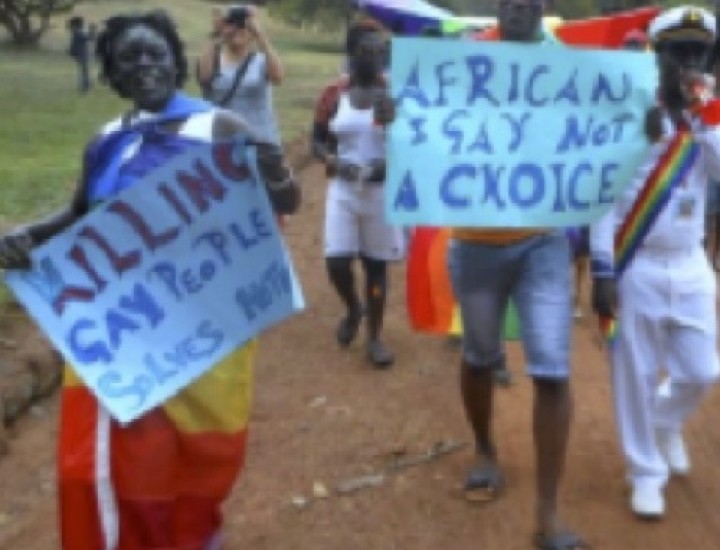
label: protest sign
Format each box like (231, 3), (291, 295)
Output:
(5, 139), (304, 424)
(388, 38), (657, 226)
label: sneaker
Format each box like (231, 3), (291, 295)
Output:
(656, 428), (691, 475)
(630, 485), (665, 519)
(573, 306), (584, 320)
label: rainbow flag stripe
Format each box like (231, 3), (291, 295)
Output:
(614, 131), (699, 276)
(601, 131), (699, 344)
(600, 316), (618, 346)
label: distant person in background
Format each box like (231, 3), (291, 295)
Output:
(67, 16), (94, 93)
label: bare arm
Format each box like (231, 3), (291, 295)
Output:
(196, 41), (219, 95)
(247, 15), (283, 85)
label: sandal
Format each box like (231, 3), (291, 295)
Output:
(336, 308), (364, 347)
(533, 531), (590, 550)
(463, 461), (503, 503)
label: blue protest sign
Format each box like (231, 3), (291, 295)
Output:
(388, 38), (657, 226)
(5, 140), (304, 424)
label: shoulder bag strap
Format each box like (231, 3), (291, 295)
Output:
(215, 51), (256, 108)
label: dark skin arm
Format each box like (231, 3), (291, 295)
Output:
(0, 139), (92, 269)
(213, 110), (300, 215)
(311, 120), (338, 177)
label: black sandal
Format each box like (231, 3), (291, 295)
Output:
(533, 531), (590, 550)
(463, 461), (504, 503)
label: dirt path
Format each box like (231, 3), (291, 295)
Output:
(1, 159), (720, 549)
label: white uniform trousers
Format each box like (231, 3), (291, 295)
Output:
(612, 245), (719, 491)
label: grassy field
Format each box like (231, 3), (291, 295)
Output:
(0, 0), (342, 226)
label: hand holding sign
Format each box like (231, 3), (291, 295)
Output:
(5, 139), (304, 424)
(0, 229), (34, 270)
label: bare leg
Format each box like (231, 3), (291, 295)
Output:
(461, 360), (503, 499)
(362, 256), (393, 367)
(461, 360), (496, 455)
(326, 256), (363, 345)
(533, 377), (573, 537)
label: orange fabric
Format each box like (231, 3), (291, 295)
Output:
(554, 7), (661, 48)
(406, 227), (455, 334)
(426, 228), (455, 332)
(451, 227), (547, 244)
(58, 343), (255, 550)
(59, 385), (104, 550)
(696, 100), (720, 126)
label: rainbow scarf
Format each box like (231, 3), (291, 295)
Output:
(601, 131), (699, 344)
(614, 131), (699, 276)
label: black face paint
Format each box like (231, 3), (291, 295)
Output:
(351, 33), (387, 85)
(657, 40), (712, 110)
(112, 24), (177, 112)
(498, 0), (544, 42)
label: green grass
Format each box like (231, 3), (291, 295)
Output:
(0, 0), (342, 227)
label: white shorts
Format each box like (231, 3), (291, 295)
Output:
(324, 179), (405, 261)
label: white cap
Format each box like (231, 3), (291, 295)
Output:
(648, 5), (716, 46)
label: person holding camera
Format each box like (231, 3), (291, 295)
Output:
(196, 4), (283, 148)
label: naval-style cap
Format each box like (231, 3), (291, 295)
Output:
(648, 5), (716, 45)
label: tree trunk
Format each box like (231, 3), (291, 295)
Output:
(0, 0), (75, 47)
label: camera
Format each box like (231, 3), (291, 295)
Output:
(224, 5), (249, 28)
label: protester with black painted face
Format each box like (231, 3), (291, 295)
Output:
(312, 28), (404, 368)
(0, 10), (298, 549)
(591, 5), (720, 522)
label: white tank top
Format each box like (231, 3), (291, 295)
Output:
(329, 93), (385, 168)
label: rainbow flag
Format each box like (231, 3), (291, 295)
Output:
(58, 343), (255, 549)
(599, 132), (699, 343)
(355, 0), (660, 42)
(406, 227), (520, 339)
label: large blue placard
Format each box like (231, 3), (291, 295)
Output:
(387, 38), (657, 227)
(5, 139), (304, 423)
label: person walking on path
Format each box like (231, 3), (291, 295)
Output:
(591, 5), (720, 520)
(312, 27), (403, 368)
(0, 10), (298, 548)
(447, 1), (587, 548)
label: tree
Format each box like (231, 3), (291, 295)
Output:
(0, 0), (77, 47)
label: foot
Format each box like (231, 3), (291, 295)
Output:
(464, 458), (503, 503)
(336, 307), (364, 347)
(630, 484), (665, 519)
(366, 339), (394, 369)
(656, 428), (690, 475)
(533, 530), (589, 550)
(493, 367), (512, 387)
